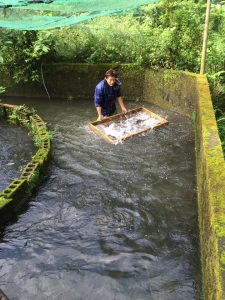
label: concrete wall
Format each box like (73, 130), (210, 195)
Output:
(0, 63), (144, 101)
(143, 68), (225, 299)
(1, 64), (225, 299)
(1, 64), (196, 115)
(144, 68), (198, 116)
(195, 75), (225, 300)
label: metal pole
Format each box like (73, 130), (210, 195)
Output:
(200, 0), (211, 74)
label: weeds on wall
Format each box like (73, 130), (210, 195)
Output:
(208, 71), (225, 155)
(27, 170), (40, 192)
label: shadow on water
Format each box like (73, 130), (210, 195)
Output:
(0, 98), (202, 300)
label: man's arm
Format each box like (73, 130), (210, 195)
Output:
(96, 106), (103, 121)
(94, 86), (104, 121)
(117, 96), (127, 114)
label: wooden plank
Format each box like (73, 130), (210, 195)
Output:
(0, 103), (17, 109)
(88, 123), (115, 144)
(89, 107), (169, 143)
(142, 107), (168, 123)
(91, 107), (143, 126)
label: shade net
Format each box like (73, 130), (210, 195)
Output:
(0, 0), (160, 30)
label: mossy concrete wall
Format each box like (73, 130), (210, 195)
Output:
(1, 64), (225, 298)
(195, 75), (225, 300)
(144, 69), (198, 116)
(0, 63), (144, 102)
(1, 64), (196, 116)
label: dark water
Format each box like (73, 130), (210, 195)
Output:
(0, 119), (36, 191)
(0, 99), (200, 300)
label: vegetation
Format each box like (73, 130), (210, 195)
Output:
(0, 0), (224, 150)
(0, 86), (5, 94)
(0, 31), (55, 83)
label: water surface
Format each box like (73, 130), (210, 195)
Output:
(0, 99), (200, 300)
(97, 111), (161, 141)
(0, 119), (35, 191)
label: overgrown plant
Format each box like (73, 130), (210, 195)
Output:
(27, 170), (40, 192)
(0, 30), (56, 84)
(0, 86), (5, 94)
(208, 71), (225, 153)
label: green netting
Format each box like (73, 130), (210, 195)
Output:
(0, 0), (160, 30)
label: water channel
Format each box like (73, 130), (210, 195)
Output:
(0, 99), (201, 300)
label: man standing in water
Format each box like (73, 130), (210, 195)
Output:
(94, 69), (127, 121)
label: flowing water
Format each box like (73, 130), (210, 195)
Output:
(0, 119), (35, 191)
(0, 99), (201, 300)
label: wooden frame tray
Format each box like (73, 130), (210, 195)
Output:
(89, 107), (169, 143)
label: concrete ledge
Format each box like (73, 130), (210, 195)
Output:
(0, 103), (51, 223)
(195, 75), (225, 299)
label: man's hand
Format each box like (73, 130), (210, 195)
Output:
(117, 96), (127, 115)
(121, 107), (127, 114)
(96, 107), (103, 121)
(97, 115), (103, 121)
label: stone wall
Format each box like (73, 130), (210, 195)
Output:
(0, 64), (196, 115)
(144, 68), (198, 116)
(195, 75), (225, 300)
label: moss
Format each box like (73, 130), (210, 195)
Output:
(0, 179), (27, 199)
(27, 170), (40, 192)
(195, 75), (225, 299)
(144, 68), (198, 116)
(221, 251), (225, 266)
(0, 196), (12, 209)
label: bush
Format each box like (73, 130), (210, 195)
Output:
(0, 30), (56, 83)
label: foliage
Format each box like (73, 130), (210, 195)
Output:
(0, 30), (56, 83)
(205, 4), (225, 153)
(0, 86), (5, 94)
(27, 170), (40, 192)
(50, 0), (205, 72)
(0, 0), (223, 76)
(208, 71), (225, 151)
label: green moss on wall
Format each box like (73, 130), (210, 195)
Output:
(0, 196), (12, 209)
(0, 64), (196, 116)
(144, 68), (197, 116)
(195, 75), (225, 299)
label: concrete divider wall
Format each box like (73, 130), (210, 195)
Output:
(1, 64), (225, 299)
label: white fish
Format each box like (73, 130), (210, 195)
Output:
(98, 112), (160, 140)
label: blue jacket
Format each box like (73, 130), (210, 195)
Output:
(94, 79), (122, 116)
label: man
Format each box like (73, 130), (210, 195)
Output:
(94, 69), (127, 121)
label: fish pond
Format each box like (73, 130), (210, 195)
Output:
(0, 99), (201, 300)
